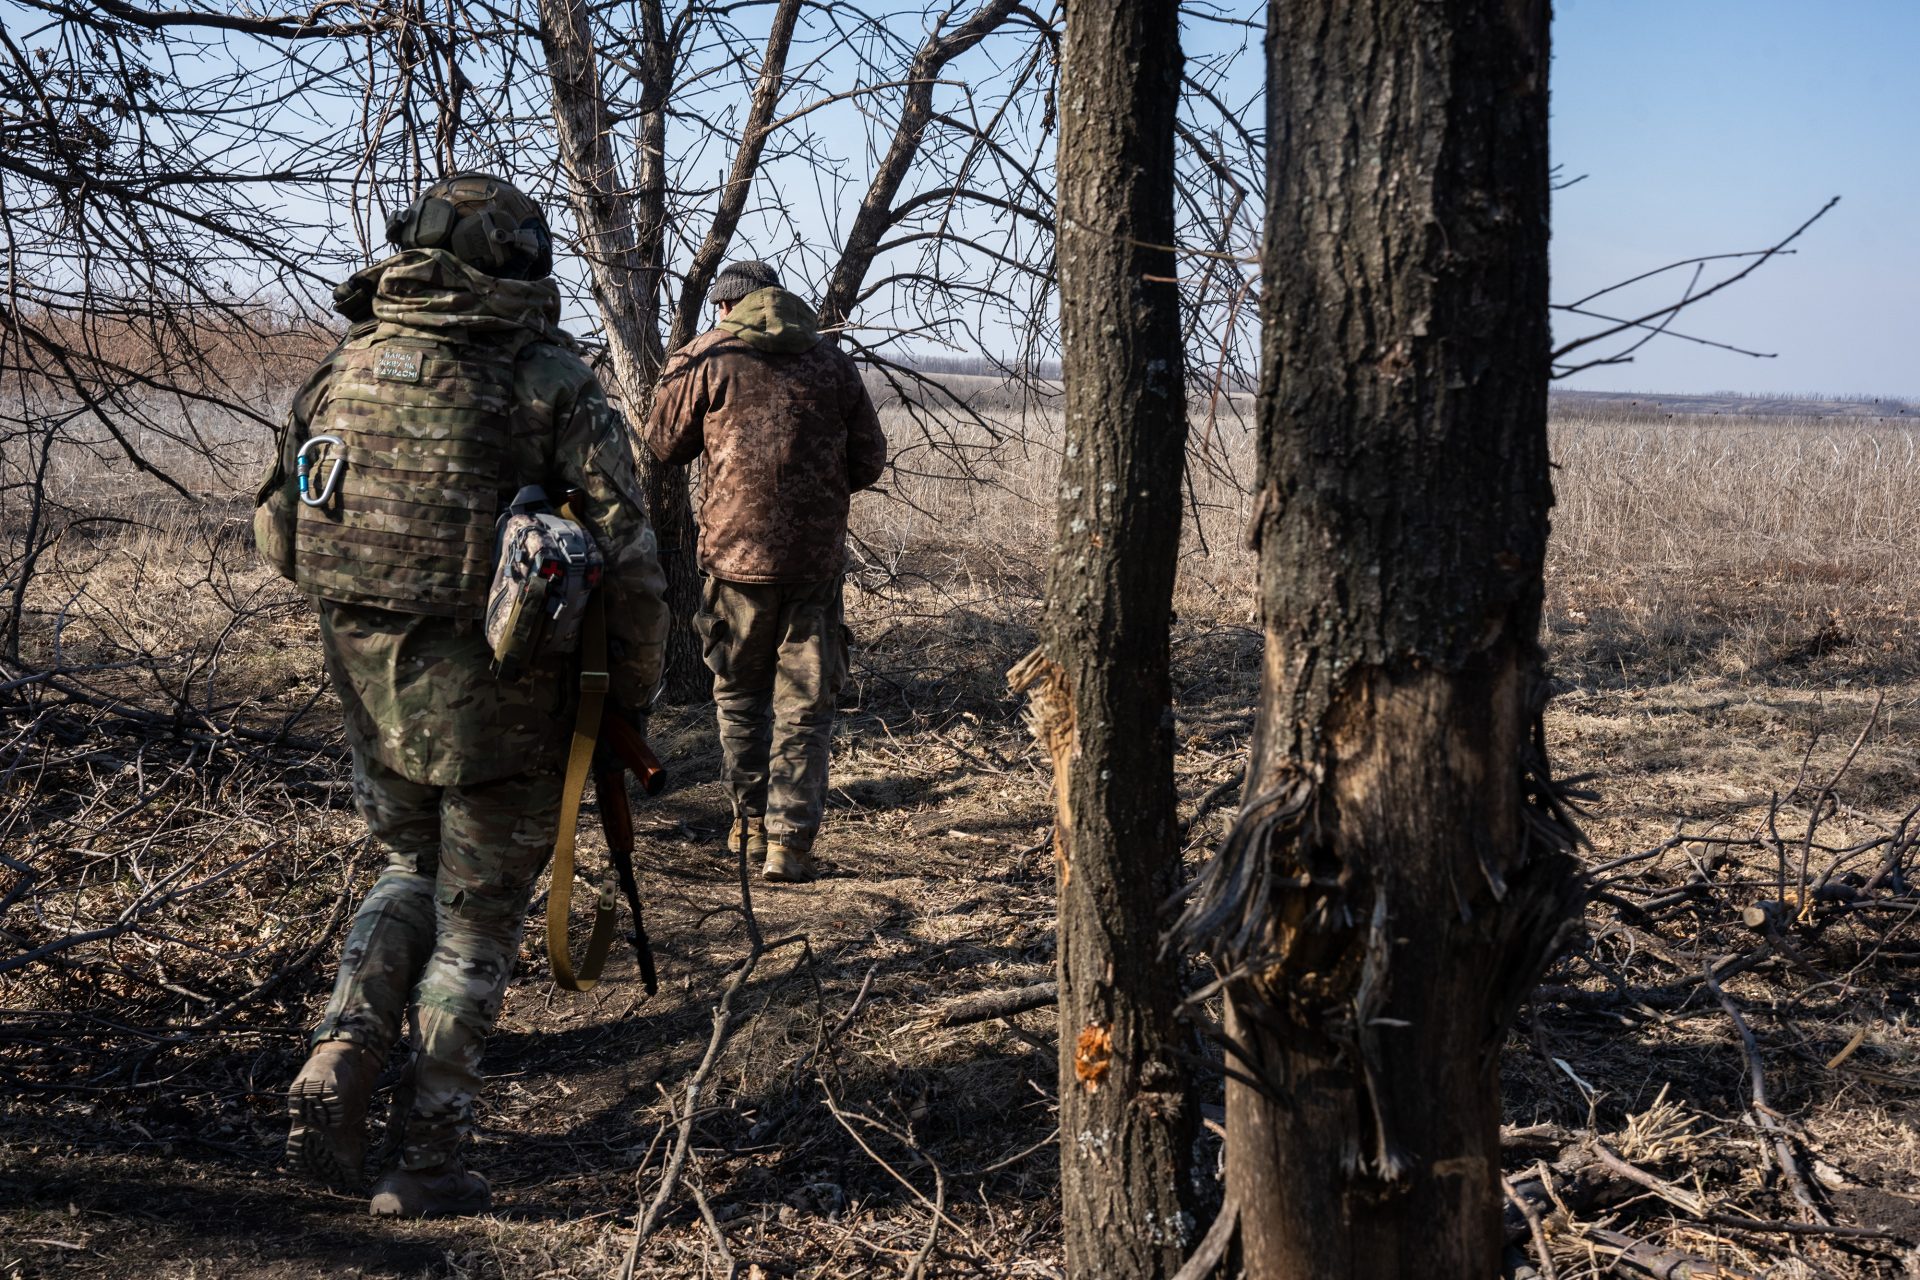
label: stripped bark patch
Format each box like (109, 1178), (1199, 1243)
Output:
(1008, 645), (1076, 883)
(1073, 1022), (1113, 1092)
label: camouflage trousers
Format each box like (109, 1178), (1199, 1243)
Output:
(696, 574), (849, 850)
(311, 751), (560, 1169)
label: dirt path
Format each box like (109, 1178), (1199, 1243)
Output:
(1, 695), (1072, 1279)
(5, 619), (1919, 1277)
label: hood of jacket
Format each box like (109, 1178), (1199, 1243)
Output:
(716, 286), (821, 354)
(332, 249), (567, 343)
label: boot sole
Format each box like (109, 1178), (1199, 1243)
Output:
(286, 1076), (365, 1191)
(369, 1183), (492, 1218)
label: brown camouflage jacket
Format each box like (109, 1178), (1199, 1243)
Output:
(644, 287), (886, 584)
(254, 250), (670, 787)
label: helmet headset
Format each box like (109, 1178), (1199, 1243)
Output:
(385, 172), (554, 281)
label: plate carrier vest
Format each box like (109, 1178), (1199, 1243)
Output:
(294, 331), (528, 619)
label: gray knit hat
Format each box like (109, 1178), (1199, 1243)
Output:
(711, 258), (780, 304)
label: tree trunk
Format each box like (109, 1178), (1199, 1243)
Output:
(620, 4), (708, 701)
(536, 0), (666, 398)
(641, 464), (704, 701)
(643, 0), (802, 700)
(539, 0), (717, 701)
(1015, 1), (1195, 1275)
(1174, 2), (1582, 1275)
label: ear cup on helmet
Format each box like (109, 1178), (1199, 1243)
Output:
(518, 218), (553, 280)
(449, 211), (509, 272)
(411, 197), (456, 249)
(384, 204), (414, 247)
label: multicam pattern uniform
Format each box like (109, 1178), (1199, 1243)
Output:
(645, 287), (884, 849)
(257, 248), (669, 1168)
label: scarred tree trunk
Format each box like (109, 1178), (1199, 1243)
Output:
(1175, 2), (1582, 1275)
(1014, 1), (1194, 1276)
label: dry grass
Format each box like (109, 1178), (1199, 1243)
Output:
(1549, 414), (1920, 687)
(3, 398), (1918, 1277)
(852, 399), (1260, 634)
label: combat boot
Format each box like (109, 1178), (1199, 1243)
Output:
(762, 839), (816, 884)
(727, 815), (767, 866)
(286, 1039), (383, 1190)
(368, 1158), (492, 1218)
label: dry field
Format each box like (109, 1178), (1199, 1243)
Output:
(1, 395), (1917, 1278)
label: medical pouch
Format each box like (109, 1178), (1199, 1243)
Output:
(486, 488), (604, 680)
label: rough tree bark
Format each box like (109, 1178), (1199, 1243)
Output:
(1012, 1), (1195, 1276)
(537, 0), (669, 398)
(540, 0), (801, 701)
(1174, 2), (1583, 1275)
(538, 0), (692, 696)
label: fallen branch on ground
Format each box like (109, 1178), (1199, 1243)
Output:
(1704, 961), (1829, 1225)
(928, 980), (1057, 1028)
(619, 846), (811, 1279)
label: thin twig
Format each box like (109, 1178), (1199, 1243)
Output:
(621, 844), (799, 1278)
(1502, 1174), (1560, 1280)
(1586, 1136), (1706, 1217)
(1704, 962), (1829, 1224)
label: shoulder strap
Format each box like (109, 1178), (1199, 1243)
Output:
(545, 587), (617, 991)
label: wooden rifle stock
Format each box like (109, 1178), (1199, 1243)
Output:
(595, 761), (635, 851)
(592, 710), (665, 995)
(602, 710), (667, 796)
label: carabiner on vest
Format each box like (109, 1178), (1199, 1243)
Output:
(297, 435), (346, 508)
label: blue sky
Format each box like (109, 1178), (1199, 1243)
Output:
(16, 0), (1901, 397)
(1551, 0), (1920, 397)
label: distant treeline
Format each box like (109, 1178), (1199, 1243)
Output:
(891, 351), (1064, 380)
(1550, 388), (1918, 421)
(886, 362), (1920, 424)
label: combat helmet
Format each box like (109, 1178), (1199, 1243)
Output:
(385, 172), (554, 280)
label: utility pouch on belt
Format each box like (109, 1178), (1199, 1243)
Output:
(485, 485), (604, 680)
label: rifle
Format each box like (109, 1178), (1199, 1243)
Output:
(542, 484), (669, 994)
(594, 709), (667, 995)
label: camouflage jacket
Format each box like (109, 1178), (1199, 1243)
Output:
(255, 249), (670, 787)
(644, 287), (886, 584)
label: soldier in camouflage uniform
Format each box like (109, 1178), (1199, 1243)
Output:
(645, 260), (886, 883)
(255, 174), (669, 1217)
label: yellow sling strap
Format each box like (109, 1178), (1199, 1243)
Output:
(546, 588), (618, 992)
